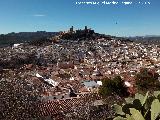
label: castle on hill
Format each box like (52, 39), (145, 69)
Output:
(69, 26), (95, 34)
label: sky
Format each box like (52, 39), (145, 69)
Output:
(0, 0), (160, 36)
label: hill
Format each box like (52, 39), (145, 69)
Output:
(0, 31), (58, 47)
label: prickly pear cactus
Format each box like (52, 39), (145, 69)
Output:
(135, 91), (149, 106)
(113, 116), (127, 120)
(113, 104), (125, 115)
(151, 99), (160, 120)
(153, 91), (160, 98)
(113, 91), (160, 120)
(129, 108), (145, 120)
(125, 97), (134, 104)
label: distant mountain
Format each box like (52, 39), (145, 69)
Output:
(144, 35), (160, 37)
(0, 31), (58, 47)
(127, 35), (160, 44)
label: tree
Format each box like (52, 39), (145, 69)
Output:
(99, 76), (129, 97)
(136, 68), (160, 90)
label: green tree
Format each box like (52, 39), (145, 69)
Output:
(99, 76), (128, 97)
(136, 68), (160, 90)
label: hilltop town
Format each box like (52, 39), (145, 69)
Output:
(0, 27), (160, 119)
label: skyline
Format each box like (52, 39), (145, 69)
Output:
(0, 0), (160, 37)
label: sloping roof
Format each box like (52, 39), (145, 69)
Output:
(37, 93), (102, 117)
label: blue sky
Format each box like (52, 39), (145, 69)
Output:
(0, 0), (159, 36)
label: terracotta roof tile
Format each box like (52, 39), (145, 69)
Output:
(37, 93), (102, 117)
